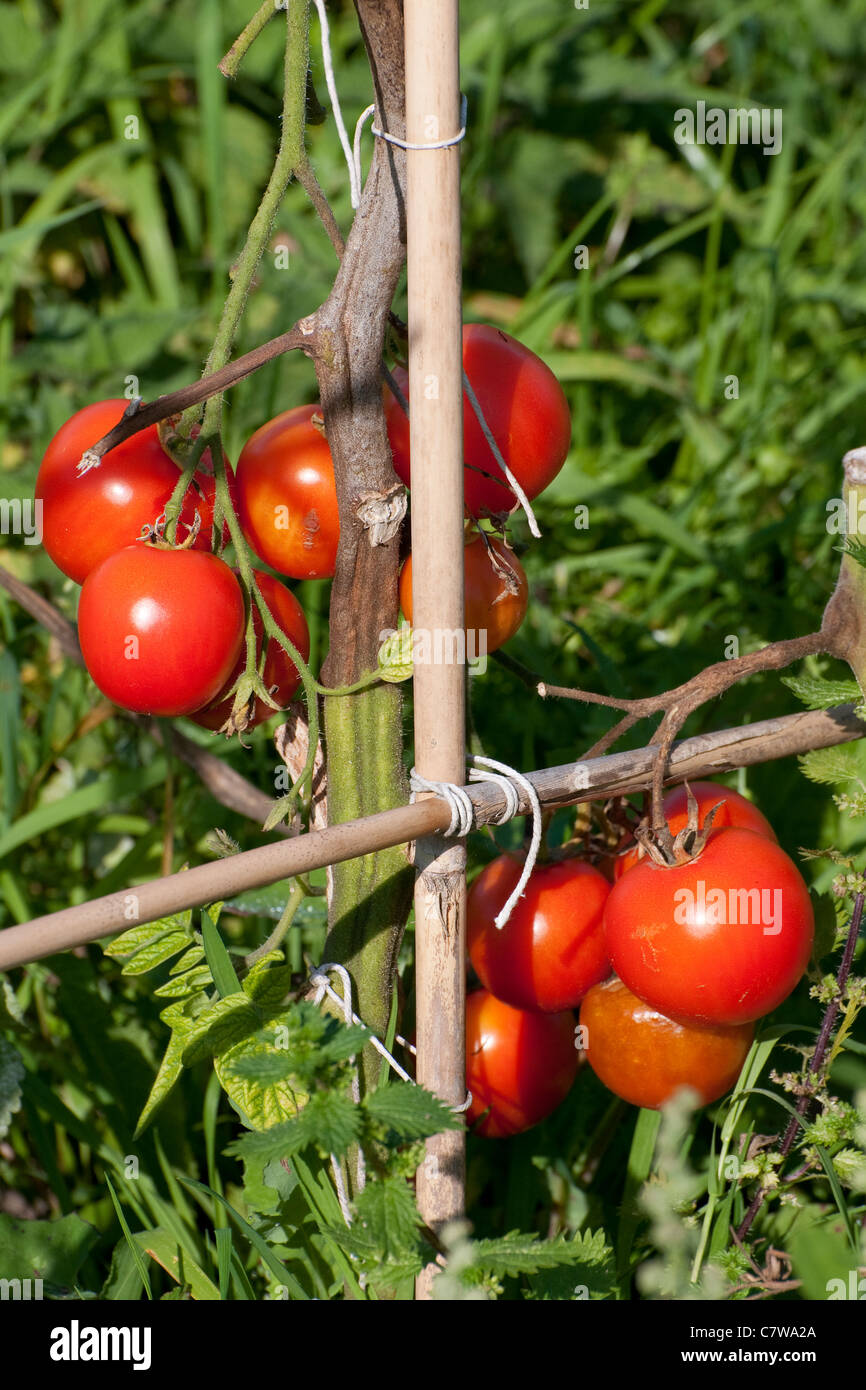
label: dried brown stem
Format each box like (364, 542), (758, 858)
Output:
(78, 324), (318, 466)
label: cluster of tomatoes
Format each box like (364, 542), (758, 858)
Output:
(35, 324), (569, 726)
(464, 782), (814, 1137)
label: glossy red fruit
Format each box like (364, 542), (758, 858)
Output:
(385, 324), (571, 518)
(466, 989), (579, 1138)
(468, 855), (611, 1012)
(35, 399), (233, 583)
(579, 976), (754, 1110)
(236, 404), (339, 580)
(78, 546), (245, 717)
(192, 571), (310, 731)
(399, 534), (528, 656)
(604, 828), (814, 1026)
(613, 781), (777, 879)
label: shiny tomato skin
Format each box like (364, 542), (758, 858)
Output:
(604, 828), (814, 1026)
(236, 405), (339, 580)
(466, 989), (579, 1138)
(613, 781), (777, 879)
(579, 976), (754, 1109)
(78, 546), (245, 716)
(36, 400), (232, 583)
(192, 571), (310, 731)
(468, 855), (611, 1012)
(399, 534), (528, 655)
(385, 324), (571, 518)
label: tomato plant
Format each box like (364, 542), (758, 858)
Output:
(77, 545), (245, 717)
(604, 827), (814, 1025)
(192, 570), (310, 731)
(399, 533), (528, 655)
(468, 854), (610, 1011)
(613, 780), (777, 878)
(465, 988), (579, 1138)
(235, 404), (340, 580)
(579, 975), (754, 1109)
(385, 323), (571, 519)
(35, 399), (232, 583)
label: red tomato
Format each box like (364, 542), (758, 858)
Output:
(604, 828), (814, 1026)
(192, 571), (310, 731)
(468, 855), (611, 1012)
(35, 399), (234, 583)
(579, 976), (754, 1110)
(399, 534), (528, 657)
(78, 546), (245, 717)
(466, 989), (579, 1138)
(236, 405), (339, 580)
(613, 781), (777, 879)
(385, 324), (571, 519)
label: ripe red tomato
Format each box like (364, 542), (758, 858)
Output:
(604, 828), (814, 1026)
(466, 989), (579, 1138)
(468, 855), (611, 1012)
(613, 781), (777, 879)
(399, 534), (528, 656)
(236, 405), (339, 580)
(36, 399), (234, 583)
(385, 324), (571, 519)
(192, 571), (310, 731)
(579, 976), (754, 1110)
(78, 546), (245, 717)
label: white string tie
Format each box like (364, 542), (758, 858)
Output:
(352, 96), (468, 208)
(312, 0), (362, 208)
(410, 756), (543, 930)
(462, 372), (541, 538)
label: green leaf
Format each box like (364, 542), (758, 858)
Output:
(378, 626), (414, 683)
(104, 911), (193, 963)
(781, 674), (861, 710)
(118, 930), (193, 976)
(105, 1173), (152, 1300)
(527, 1229), (617, 1300)
(789, 1205), (862, 1300)
(0, 1211), (99, 1285)
(180, 993), (260, 1068)
(471, 1228), (614, 1280)
(227, 1090), (361, 1161)
(0, 1038), (25, 1139)
(363, 1083), (462, 1141)
(134, 1030), (187, 1138)
(133, 1228), (220, 1301)
(0, 977), (25, 1031)
(799, 742), (866, 787)
(215, 1019), (318, 1131)
(177, 1176), (309, 1300)
(201, 903), (241, 998)
(242, 952), (294, 1011)
(353, 1177), (423, 1260)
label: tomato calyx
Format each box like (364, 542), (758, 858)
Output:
(138, 509), (203, 550)
(632, 783), (725, 867)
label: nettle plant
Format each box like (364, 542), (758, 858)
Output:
(3, 0), (866, 1303)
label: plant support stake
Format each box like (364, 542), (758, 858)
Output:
(403, 0), (466, 1297)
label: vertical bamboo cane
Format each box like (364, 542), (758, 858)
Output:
(404, 0), (466, 1298)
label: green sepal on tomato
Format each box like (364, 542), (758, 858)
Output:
(612, 780), (777, 879)
(35, 399), (235, 584)
(191, 570), (310, 732)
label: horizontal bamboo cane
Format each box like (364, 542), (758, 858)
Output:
(0, 703), (860, 972)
